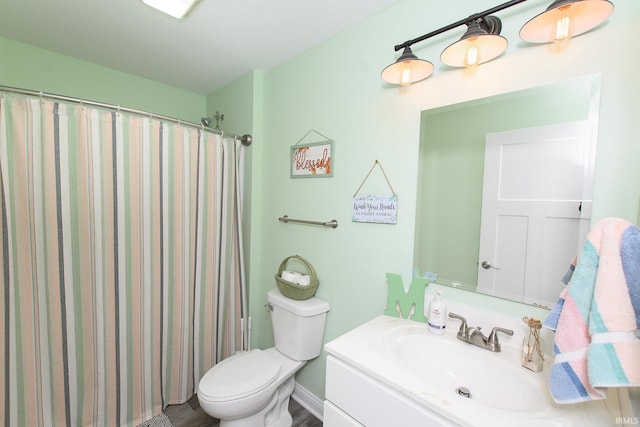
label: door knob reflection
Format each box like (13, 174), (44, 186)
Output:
(481, 261), (500, 270)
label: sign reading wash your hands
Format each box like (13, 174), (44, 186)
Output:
(352, 194), (398, 224)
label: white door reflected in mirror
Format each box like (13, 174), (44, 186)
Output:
(477, 120), (596, 307)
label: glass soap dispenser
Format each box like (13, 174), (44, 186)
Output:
(521, 317), (544, 372)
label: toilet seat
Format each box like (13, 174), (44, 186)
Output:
(199, 349), (282, 401)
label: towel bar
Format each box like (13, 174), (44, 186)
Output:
(278, 215), (338, 229)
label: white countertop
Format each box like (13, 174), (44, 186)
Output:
(325, 314), (616, 427)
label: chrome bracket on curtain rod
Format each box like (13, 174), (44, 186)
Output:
(201, 111), (224, 130)
(0, 85), (253, 146)
(278, 215), (338, 229)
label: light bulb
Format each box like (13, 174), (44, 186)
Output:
(400, 65), (413, 87)
(552, 5), (575, 42)
(464, 42), (480, 67)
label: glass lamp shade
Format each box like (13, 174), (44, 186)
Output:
(520, 0), (614, 43)
(381, 47), (434, 86)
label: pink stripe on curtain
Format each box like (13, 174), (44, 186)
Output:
(0, 92), (247, 427)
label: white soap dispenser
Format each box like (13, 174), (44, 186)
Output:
(428, 291), (447, 335)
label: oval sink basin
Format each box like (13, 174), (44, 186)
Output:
(383, 325), (548, 413)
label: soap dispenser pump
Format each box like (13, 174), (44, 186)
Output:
(428, 291), (447, 335)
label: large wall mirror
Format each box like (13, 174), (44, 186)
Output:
(413, 74), (602, 308)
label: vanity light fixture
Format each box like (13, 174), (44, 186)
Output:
(382, 0), (614, 86)
(141, 0), (202, 19)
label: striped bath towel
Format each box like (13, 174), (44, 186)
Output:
(542, 258), (576, 331)
(544, 218), (640, 404)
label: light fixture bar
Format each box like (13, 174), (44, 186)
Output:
(393, 0), (528, 52)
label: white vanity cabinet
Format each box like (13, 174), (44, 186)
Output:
(324, 355), (459, 427)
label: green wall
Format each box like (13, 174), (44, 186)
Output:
(205, 71), (260, 137)
(206, 71), (265, 293)
(3, 0), (639, 407)
(0, 37), (206, 123)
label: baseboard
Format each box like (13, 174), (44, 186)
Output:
(292, 382), (324, 421)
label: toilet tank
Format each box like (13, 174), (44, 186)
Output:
(267, 288), (330, 361)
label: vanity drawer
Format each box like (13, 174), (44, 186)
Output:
(325, 355), (459, 427)
(323, 401), (363, 427)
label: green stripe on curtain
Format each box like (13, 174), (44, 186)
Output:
(0, 92), (247, 427)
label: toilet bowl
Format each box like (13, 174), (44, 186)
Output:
(197, 348), (303, 426)
(197, 288), (330, 427)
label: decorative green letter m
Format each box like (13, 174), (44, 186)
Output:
(383, 273), (428, 323)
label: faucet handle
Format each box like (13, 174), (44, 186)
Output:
(448, 312), (468, 335)
(487, 327), (514, 352)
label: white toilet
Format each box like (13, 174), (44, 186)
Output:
(197, 288), (330, 427)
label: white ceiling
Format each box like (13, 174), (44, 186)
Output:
(0, 0), (401, 95)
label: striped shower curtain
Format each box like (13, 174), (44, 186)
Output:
(0, 92), (247, 426)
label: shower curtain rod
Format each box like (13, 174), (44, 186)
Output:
(0, 85), (253, 146)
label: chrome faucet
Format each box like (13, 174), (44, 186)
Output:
(448, 312), (513, 352)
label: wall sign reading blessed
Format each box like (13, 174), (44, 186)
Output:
(290, 141), (333, 178)
(352, 194), (398, 224)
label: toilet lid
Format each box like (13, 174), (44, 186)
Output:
(199, 350), (282, 401)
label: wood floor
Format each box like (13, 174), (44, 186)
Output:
(165, 394), (322, 427)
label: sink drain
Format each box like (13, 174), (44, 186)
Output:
(455, 386), (471, 398)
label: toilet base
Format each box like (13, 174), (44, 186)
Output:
(219, 376), (296, 427)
